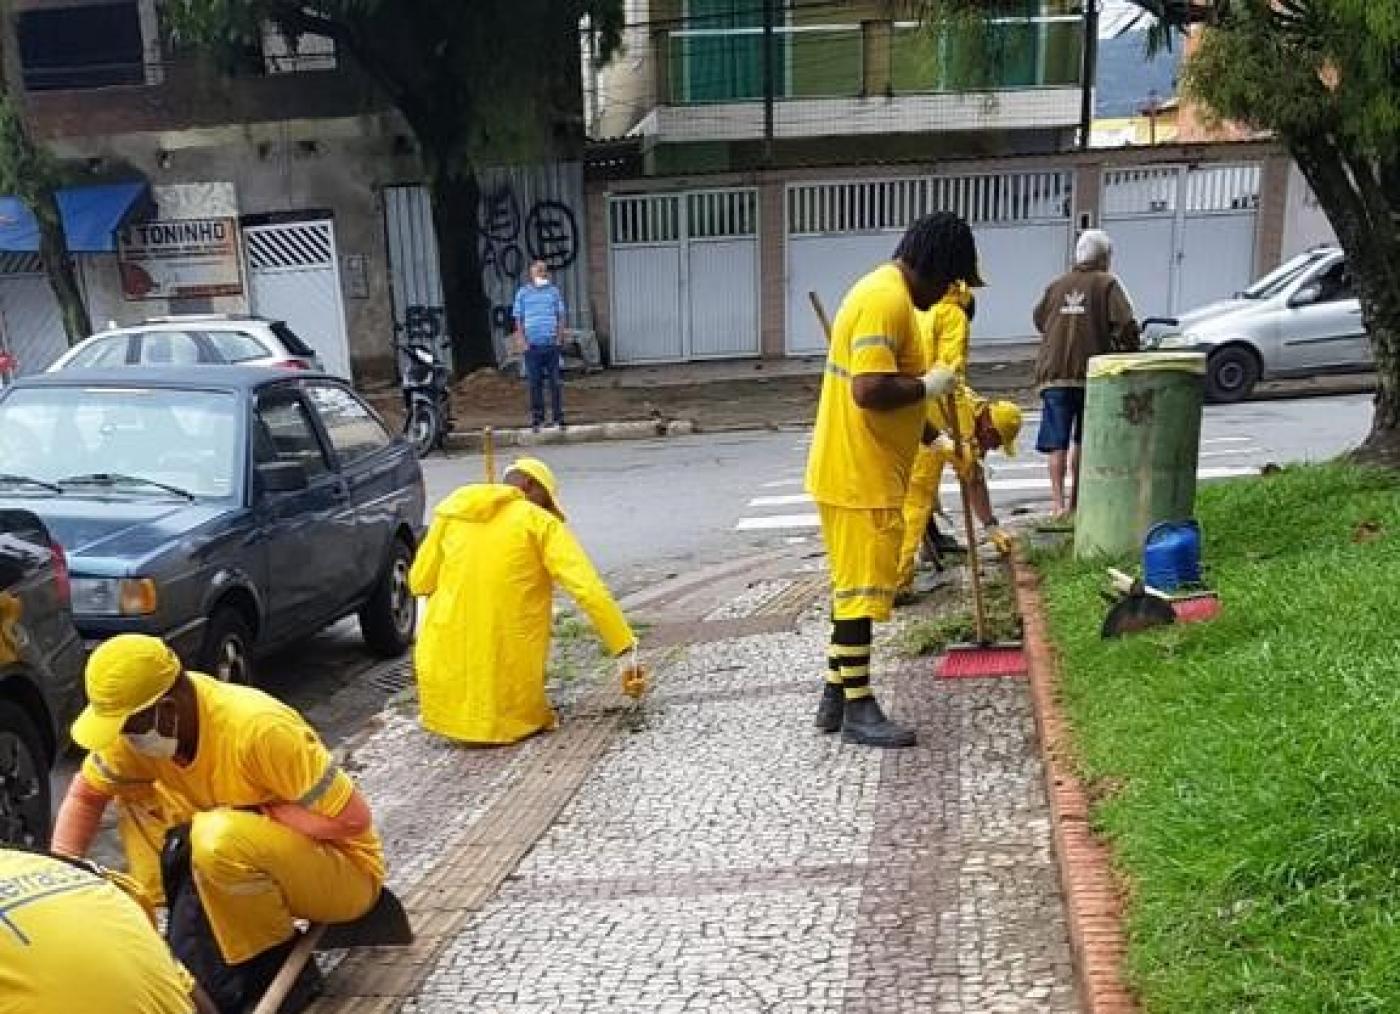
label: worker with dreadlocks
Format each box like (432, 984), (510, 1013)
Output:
(806, 212), (978, 748)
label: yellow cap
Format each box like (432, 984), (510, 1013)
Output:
(71, 635), (181, 752)
(506, 457), (565, 518)
(987, 400), (1022, 457)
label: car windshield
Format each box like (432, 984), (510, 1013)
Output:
(0, 386), (239, 500)
(1242, 250), (1331, 299)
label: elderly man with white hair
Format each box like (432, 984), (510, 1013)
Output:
(1031, 229), (1141, 519)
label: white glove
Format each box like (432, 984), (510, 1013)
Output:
(922, 366), (957, 399)
(931, 434), (956, 455)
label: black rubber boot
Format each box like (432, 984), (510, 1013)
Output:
(813, 683), (845, 733)
(926, 526), (963, 556)
(841, 696), (917, 749)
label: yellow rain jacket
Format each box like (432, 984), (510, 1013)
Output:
(409, 484), (635, 745)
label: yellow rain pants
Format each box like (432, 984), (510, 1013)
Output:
(818, 503), (904, 623)
(410, 484), (634, 745)
(896, 386), (985, 594)
(188, 809), (380, 965)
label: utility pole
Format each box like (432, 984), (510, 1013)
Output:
(761, 0), (775, 164)
(1078, 0), (1099, 150)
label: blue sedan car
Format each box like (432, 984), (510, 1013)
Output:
(0, 367), (425, 682)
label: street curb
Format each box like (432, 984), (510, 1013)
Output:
(1012, 559), (1140, 1014)
(446, 418), (697, 451)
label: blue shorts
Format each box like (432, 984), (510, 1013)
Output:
(1036, 387), (1086, 453)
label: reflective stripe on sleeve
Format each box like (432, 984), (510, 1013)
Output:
(296, 764), (342, 808)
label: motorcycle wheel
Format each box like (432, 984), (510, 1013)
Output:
(407, 400), (441, 458)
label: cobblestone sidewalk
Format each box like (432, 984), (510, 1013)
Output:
(312, 565), (1077, 1014)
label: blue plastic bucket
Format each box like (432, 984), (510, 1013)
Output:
(1143, 520), (1202, 592)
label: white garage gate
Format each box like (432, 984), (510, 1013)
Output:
(1101, 163), (1260, 320)
(786, 170), (1075, 355)
(0, 255), (70, 377)
(245, 219), (353, 379)
(608, 188), (760, 365)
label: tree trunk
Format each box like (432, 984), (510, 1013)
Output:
(32, 187), (91, 344)
(1291, 139), (1400, 465)
(424, 159), (494, 375)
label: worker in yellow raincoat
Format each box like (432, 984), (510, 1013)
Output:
(895, 283), (974, 596)
(0, 847), (216, 1014)
(50, 634), (383, 1008)
(409, 457), (636, 745)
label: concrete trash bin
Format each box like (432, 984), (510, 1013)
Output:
(1074, 352), (1207, 560)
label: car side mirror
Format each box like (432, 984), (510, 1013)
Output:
(257, 460), (308, 494)
(1289, 283), (1322, 308)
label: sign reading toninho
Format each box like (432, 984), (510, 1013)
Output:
(119, 218), (244, 300)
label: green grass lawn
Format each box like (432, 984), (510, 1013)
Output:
(1037, 465), (1400, 1012)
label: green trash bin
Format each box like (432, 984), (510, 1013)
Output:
(1074, 352), (1207, 560)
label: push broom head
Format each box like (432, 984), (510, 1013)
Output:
(935, 642), (1027, 680)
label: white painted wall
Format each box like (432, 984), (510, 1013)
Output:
(1281, 163), (1337, 259)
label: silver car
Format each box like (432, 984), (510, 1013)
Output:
(49, 315), (323, 373)
(1144, 246), (1370, 402)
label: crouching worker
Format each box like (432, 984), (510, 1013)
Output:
(410, 457), (636, 746)
(0, 847), (217, 1014)
(897, 386), (1022, 598)
(51, 634), (384, 1013)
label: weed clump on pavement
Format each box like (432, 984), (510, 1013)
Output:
(1038, 464), (1400, 1012)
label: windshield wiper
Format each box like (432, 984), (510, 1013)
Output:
(0, 472), (63, 494)
(58, 472), (195, 501)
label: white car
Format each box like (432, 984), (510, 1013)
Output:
(49, 315), (323, 373)
(1143, 246), (1370, 403)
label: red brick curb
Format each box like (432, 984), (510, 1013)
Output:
(1012, 559), (1140, 1014)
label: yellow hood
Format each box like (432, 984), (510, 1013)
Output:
(432, 484), (527, 523)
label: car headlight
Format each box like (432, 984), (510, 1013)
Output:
(70, 578), (159, 617)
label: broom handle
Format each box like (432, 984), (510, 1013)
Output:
(808, 292), (833, 345)
(251, 924), (327, 1014)
(944, 392), (988, 643)
(483, 427), (497, 483)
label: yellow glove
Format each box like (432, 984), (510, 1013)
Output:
(932, 434), (978, 474)
(619, 646), (649, 699)
(987, 526), (1015, 558)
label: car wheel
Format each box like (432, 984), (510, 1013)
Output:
(407, 401), (440, 458)
(1205, 346), (1261, 404)
(0, 699), (52, 848)
(360, 539), (416, 658)
(198, 607), (256, 684)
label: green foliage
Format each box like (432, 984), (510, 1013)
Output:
(1038, 465), (1400, 1010)
(1184, 0), (1400, 158)
(0, 92), (58, 200)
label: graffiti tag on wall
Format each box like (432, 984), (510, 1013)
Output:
(478, 179), (583, 339)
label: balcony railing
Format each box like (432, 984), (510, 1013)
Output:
(661, 15), (1082, 106)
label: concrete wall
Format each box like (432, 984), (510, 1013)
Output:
(1281, 161), (1338, 258)
(49, 113), (419, 382)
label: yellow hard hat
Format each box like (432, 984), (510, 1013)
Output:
(987, 400), (1022, 457)
(72, 634), (182, 752)
(506, 457), (565, 518)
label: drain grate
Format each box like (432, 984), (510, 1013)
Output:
(368, 659), (414, 694)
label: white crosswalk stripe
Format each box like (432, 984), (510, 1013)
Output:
(736, 430), (1271, 533)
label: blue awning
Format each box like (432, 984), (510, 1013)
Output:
(0, 181), (150, 254)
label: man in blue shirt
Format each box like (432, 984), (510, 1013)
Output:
(512, 260), (568, 431)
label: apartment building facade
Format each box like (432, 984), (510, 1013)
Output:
(589, 0), (1087, 174)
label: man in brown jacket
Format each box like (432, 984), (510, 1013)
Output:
(1032, 230), (1140, 517)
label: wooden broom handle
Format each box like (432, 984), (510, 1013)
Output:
(944, 392), (988, 644)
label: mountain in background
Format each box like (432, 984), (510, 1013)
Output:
(1096, 30), (1183, 117)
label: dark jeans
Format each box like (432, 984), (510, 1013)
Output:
(524, 345), (564, 426)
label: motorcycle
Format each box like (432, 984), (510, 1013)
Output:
(395, 319), (453, 458)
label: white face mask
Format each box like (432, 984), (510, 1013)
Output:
(125, 704), (179, 760)
(533, 276), (549, 288)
